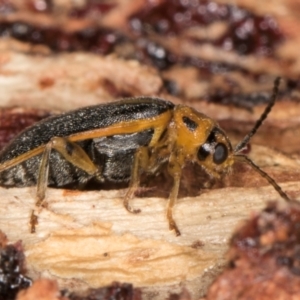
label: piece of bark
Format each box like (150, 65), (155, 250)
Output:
(1, 0), (300, 299)
(0, 143), (300, 299)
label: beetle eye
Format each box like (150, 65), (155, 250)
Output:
(197, 144), (210, 161)
(213, 143), (228, 164)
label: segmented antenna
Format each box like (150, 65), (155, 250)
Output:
(234, 154), (291, 202)
(234, 77), (281, 153)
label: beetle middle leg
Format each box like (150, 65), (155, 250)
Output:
(31, 136), (101, 233)
(123, 146), (150, 214)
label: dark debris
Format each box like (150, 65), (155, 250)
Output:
(66, 282), (141, 300)
(0, 242), (32, 300)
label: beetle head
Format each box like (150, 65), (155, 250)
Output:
(172, 105), (234, 178)
(171, 78), (290, 202)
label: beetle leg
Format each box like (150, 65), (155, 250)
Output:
(167, 174), (181, 236)
(166, 152), (183, 236)
(31, 142), (53, 232)
(36, 136), (100, 201)
(36, 141), (52, 205)
(124, 146), (149, 214)
(31, 136), (100, 233)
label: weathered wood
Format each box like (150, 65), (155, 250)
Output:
(0, 146), (299, 299)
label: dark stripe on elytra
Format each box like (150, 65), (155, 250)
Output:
(182, 116), (198, 131)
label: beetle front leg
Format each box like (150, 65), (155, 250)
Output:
(124, 147), (149, 214)
(31, 136), (101, 233)
(167, 175), (181, 236)
(166, 152), (183, 236)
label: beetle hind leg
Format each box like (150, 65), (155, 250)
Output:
(31, 136), (101, 233)
(123, 192), (141, 214)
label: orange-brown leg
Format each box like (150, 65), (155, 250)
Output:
(166, 152), (183, 236)
(166, 173), (181, 236)
(123, 147), (150, 214)
(31, 136), (101, 233)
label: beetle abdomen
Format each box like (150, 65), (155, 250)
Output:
(91, 129), (154, 182)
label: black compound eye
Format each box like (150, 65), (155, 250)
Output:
(213, 143), (228, 164)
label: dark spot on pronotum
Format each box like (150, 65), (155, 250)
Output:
(182, 116), (198, 131)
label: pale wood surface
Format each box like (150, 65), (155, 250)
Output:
(0, 161), (299, 299)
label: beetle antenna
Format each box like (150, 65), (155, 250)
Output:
(234, 77), (281, 153)
(234, 154), (291, 202)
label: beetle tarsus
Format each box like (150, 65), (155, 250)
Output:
(30, 211), (38, 234)
(123, 196), (141, 214)
(168, 218), (181, 236)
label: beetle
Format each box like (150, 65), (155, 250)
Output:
(0, 77), (290, 235)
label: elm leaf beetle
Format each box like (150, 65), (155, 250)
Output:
(0, 77), (290, 235)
